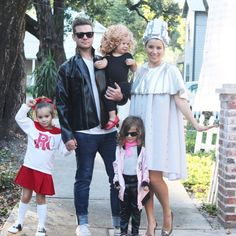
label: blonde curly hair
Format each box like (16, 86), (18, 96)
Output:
(100, 24), (136, 55)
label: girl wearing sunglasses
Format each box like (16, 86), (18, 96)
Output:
(113, 116), (150, 236)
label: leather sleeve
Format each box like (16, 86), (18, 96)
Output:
(56, 62), (74, 144)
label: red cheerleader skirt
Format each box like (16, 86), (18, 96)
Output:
(15, 166), (55, 196)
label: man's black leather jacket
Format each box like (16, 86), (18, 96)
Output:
(56, 49), (127, 143)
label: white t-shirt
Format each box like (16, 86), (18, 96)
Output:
(78, 58), (116, 134)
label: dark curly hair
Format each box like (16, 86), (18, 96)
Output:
(117, 116), (145, 147)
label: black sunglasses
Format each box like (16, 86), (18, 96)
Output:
(125, 132), (138, 137)
(75, 32), (94, 39)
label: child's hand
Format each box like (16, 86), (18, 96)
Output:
(125, 58), (135, 66)
(65, 139), (77, 151)
(114, 181), (120, 190)
(94, 58), (108, 69)
(27, 99), (36, 108)
(143, 186), (149, 191)
(141, 181), (149, 191)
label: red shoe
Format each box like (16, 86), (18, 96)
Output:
(105, 116), (120, 130)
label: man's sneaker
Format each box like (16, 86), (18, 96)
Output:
(113, 226), (120, 236)
(8, 223), (22, 233)
(35, 226), (46, 236)
(75, 224), (91, 236)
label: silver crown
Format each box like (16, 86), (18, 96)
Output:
(143, 18), (169, 45)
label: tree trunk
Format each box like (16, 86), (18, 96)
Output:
(34, 0), (66, 67)
(53, 0), (66, 67)
(0, 0), (29, 138)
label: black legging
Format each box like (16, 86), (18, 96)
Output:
(120, 175), (141, 236)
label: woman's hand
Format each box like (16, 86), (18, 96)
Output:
(105, 82), (123, 102)
(174, 94), (218, 132)
(194, 123), (218, 132)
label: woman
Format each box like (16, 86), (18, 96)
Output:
(129, 19), (213, 236)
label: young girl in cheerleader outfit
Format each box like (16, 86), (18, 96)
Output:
(113, 116), (149, 236)
(8, 97), (71, 236)
(95, 24), (137, 130)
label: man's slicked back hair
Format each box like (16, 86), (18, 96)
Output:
(72, 17), (94, 33)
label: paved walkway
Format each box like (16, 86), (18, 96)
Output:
(1, 152), (235, 236)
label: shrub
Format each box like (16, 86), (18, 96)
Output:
(32, 52), (57, 100)
(200, 203), (217, 216)
(0, 149), (18, 192)
(185, 129), (197, 153)
(182, 152), (215, 200)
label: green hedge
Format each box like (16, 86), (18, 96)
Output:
(183, 152), (215, 200)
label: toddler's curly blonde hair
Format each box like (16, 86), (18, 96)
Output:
(100, 24), (136, 55)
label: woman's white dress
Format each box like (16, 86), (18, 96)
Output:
(130, 62), (188, 180)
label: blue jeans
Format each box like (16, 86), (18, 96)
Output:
(73, 131), (120, 225)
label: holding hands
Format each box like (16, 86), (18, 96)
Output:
(65, 139), (77, 151)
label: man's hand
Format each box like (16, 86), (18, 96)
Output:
(65, 139), (77, 151)
(105, 83), (123, 101)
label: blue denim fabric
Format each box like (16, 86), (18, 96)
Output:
(73, 131), (120, 225)
(78, 215), (88, 225)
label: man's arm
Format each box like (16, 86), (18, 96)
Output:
(56, 64), (77, 150)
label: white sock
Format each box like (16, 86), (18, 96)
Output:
(37, 204), (47, 228)
(16, 201), (29, 225)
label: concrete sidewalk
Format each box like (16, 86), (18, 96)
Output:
(1, 152), (235, 236)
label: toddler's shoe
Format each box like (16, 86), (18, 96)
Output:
(35, 226), (46, 236)
(105, 116), (119, 130)
(8, 223), (22, 233)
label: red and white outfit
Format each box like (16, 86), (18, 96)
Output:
(15, 104), (67, 195)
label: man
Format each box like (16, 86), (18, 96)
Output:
(56, 17), (127, 236)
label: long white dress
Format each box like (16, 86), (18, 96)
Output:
(129, 62), (188, 180)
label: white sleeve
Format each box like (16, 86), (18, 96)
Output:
(15, 104), (34, 134)
(113, 147), (120, 183)
(167, 65), (188, 99)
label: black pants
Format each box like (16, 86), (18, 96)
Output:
(120, 175), (141, 236)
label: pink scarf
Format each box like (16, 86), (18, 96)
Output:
(124, 141), (138, 157)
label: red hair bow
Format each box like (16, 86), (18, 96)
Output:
(32, 97), (54, 110)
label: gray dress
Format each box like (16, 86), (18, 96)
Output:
(129, 62), (188, 180)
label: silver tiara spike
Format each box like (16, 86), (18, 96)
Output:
(143, 18), (169, 45)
